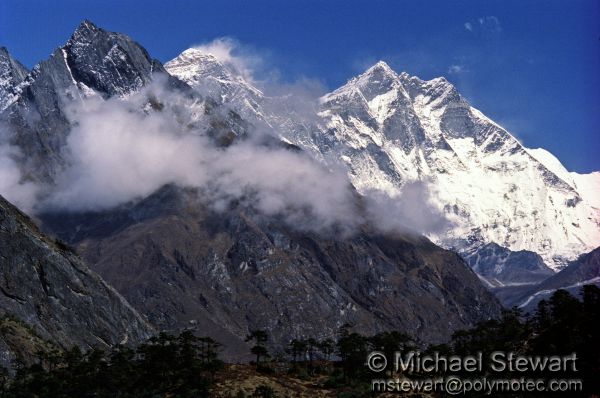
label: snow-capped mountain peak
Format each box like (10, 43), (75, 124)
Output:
(315, 63), (600, 269)
(165, 48), (235, 85)
(68, 19), (102, 45)
(165, 47), (263, 99)
(369, 60), (395, 73)
(164, 46), (268, 129)
(165, 55), (599, 270)
(323, 60), (404, 104)
(358, 60), (399, 87)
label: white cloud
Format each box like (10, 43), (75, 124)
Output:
(365, 182), (452, 235)
(464, 16), (502, 35)
(191, 37), (263, 83)
(448, 64), (466, 74)
(49, 95), (208, 210)
(480, 16), (502, 33)
(0, 142), (38, 212)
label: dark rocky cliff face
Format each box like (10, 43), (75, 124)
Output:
(42, 186), (503, 359)
(0, 195), (153, 369)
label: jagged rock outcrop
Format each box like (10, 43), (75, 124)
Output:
(0, 194), (153, 369)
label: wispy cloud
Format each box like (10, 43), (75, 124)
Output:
(191, 37), (263, 84)
(448, 64), (466, 75)
(479, 16), (502, 33)
(464, 16), (502, 36)
(188, 37), (326, 100)
(0, 137), (38, 212)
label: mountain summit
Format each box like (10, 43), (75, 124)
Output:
(63, 19), (161, 97)
(164, 47), (264, 122)
(314, 62), (599, 269)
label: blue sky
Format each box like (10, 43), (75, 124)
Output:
(1, 0), (598, 172)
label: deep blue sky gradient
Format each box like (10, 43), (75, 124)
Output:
(1, 0), (598, 172)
